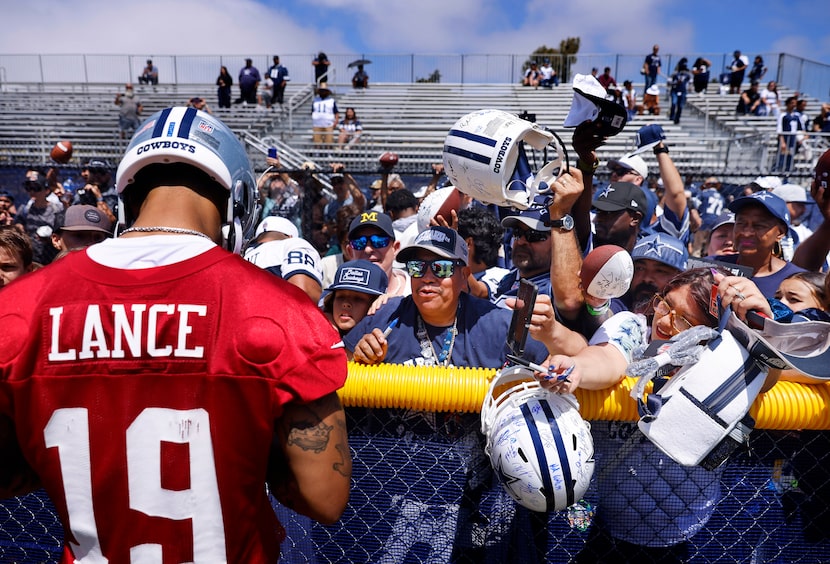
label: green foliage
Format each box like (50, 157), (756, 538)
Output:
(416, 69), (441, 83)
(522, 38), (581, 83)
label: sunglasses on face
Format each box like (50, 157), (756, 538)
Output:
(610, 167), (636, 176)
(406, 259), (464, 279)
(349, 234), (392, 251)
(513, 229), (549, 243)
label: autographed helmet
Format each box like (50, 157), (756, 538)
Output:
(115, 107), (259, 254)
(481, 366), (594, 512)
(443, 109), (568, 210)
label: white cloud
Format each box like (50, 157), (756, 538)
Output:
(0, 0), (347, 55)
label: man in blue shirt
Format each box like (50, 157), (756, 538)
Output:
(345, 226), (548, 368)
(238, 58), (261, 105)
(267, 55), (290, 109)
(642, 44), (661, 95)
(493, 199), (554, 309)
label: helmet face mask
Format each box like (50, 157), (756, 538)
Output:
(115, 107), (259, 253)
(481, 366), (595, 512)
(443, 110), (568, 210)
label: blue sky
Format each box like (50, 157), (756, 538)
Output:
(2, 0), (828, 65)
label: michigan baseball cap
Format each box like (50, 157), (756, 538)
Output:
(255, 216), (299, 239)
(397, 226), (469, 265)
(348, 211), (395, 239)
(59, 204), (112, 234)
(631, 233), (688, 271)
(327, 259), (389, 296)
(592, 182), (649, 214)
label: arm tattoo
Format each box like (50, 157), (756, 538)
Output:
(282, 395), (341, 453)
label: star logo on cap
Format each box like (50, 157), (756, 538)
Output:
(752, 192), (775, 202)
(597, 186), (615, 199)
(638, 234), (683, 259)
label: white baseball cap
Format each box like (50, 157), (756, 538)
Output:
(607, 155), (648, 178)
(255, 216), (299, 239)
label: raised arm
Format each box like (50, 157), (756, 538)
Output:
(571, 120), (607, 250)
(547, 168), (586, 320)
(792, 176), (830, 271)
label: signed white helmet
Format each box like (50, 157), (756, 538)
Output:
(443, 109), (568, 210)
(481, 366), (594, 512)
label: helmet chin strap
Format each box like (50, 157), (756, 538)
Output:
(224, 217), (244, 255)
(506, 129), (570, 210)
(115, 195), (128, 235)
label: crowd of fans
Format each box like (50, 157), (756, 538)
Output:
(3, 59), (830, 562)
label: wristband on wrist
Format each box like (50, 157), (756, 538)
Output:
(653, 145), (670, 155)
(576, 158), (599, 174)
(586, 301), (610, 316)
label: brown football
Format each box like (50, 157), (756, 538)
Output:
(378, 152), (399, 167)
(50, 140), (73, 164)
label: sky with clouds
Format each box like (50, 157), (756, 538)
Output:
(2, 0), (828, 68)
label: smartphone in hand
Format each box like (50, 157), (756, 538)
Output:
(507, 279), (538, 357)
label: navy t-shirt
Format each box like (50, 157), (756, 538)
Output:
(707, 254), (806, 297)
(343, 293), (549, 368)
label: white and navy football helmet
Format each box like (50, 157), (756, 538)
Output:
(443, 109), (568, 210)
(481, 366), (594, 512)
(115, 107), (259, 254)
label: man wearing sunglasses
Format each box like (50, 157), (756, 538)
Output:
(344, 226), (549, 369)
(492, 199), (555, 309)
(573, 123), (691, 250)
(345, 211), (410, 297)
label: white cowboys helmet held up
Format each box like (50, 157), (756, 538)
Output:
(115, 106), (259, 254)
(443, 109), (568, 210)
(481, 365), (595, 512)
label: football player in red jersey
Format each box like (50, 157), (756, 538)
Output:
(0, 107), (351, 562)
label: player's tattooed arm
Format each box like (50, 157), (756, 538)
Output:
(268, 392), (351, 524)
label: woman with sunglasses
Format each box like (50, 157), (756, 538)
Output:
(543, 267), (778, 563)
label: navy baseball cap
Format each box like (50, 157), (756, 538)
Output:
(501, 196), (551, 231)
(328, 259), (389, 296)
(348, 211), (395, 239)
(397, 226), (469, 265)
(728, 191), (790, 226)
(705, 211), (736, 232)
(632, 233), (688, 271)
(592, 182), (649, 214)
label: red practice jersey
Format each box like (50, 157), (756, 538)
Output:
(0, 246), (347, 563)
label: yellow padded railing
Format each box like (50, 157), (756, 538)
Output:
(340, 362), (830, 430)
